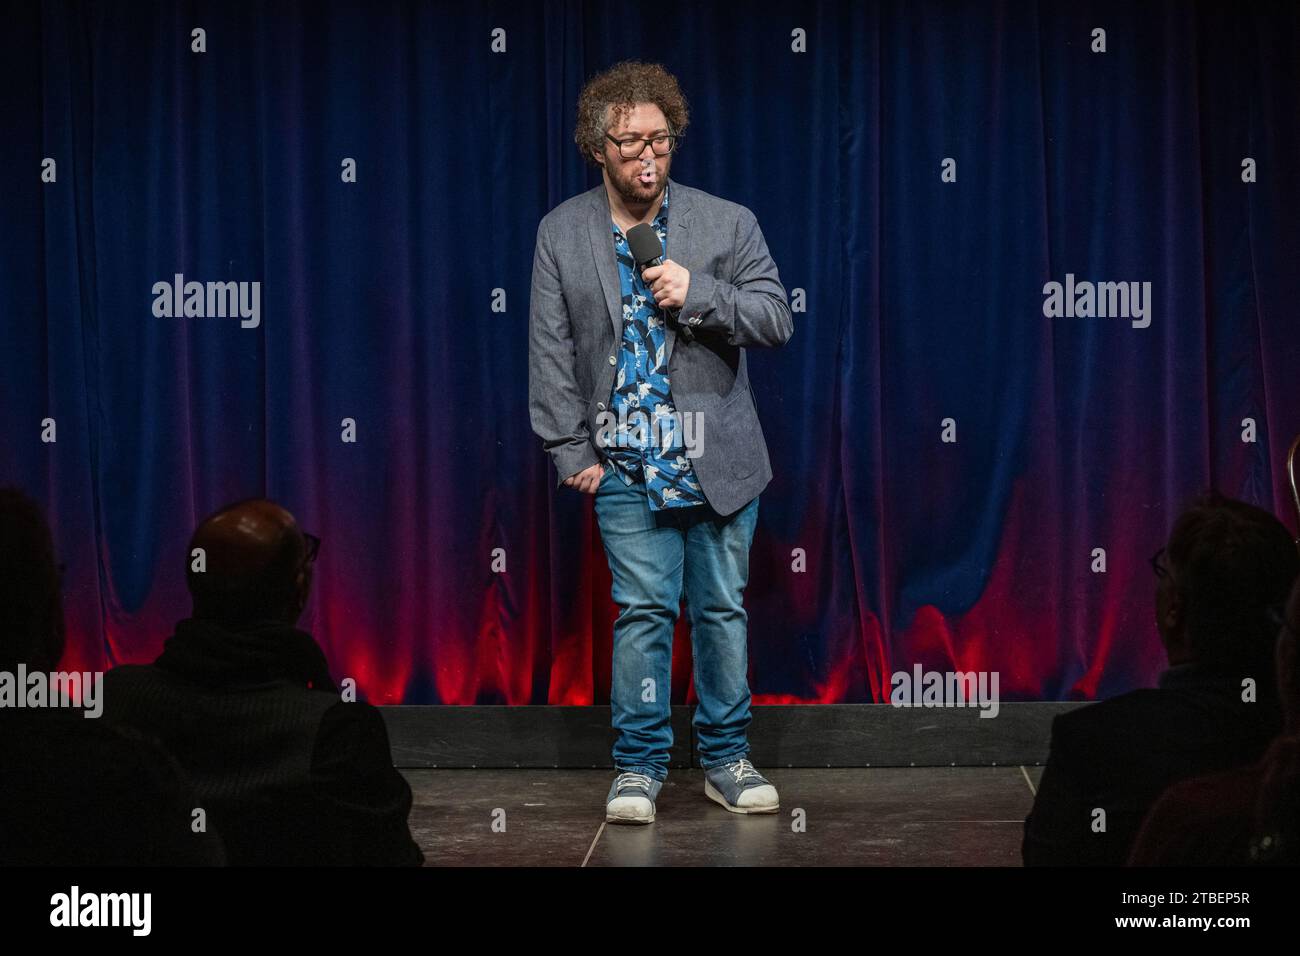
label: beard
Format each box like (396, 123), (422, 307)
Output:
(610, 158), (668, 207)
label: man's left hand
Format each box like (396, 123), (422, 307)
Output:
(641, 259), (690, 312)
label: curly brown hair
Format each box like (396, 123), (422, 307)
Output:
(574, 60), (690, 168)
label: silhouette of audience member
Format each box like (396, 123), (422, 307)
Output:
(1129, 572), (1300, 865)
(0, 486), (223, 865)
(102, 497), (424, 866)
(1022, 490), (1297, 865)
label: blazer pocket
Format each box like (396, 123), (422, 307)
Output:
(722, 385), (759, 479)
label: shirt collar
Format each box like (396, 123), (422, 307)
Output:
(655, 180), (669, 226)
(612, 181), (670, 236)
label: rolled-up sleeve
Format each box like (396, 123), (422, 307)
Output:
(679, 207), (793, 349)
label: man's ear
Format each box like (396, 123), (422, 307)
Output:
(1164, 587), (1181, 629)
(294, 564), (312, 614)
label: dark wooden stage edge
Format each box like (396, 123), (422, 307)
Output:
(380, 703), (1087, 769)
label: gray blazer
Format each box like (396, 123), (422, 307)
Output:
(528, 176), (793, 517)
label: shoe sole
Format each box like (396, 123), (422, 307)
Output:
(704, 780), (780, 815)
(605, 809), (655, 825)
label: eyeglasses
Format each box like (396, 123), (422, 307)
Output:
(1149, 547), (1170, 579)
(303, 531), (321, 564)
(605, 132), (679, 159)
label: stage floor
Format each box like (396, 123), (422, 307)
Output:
(402, 766), (1044, 866)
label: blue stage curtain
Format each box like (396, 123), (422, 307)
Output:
(1, 0), (1297, 703)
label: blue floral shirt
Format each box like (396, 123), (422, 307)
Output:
(606, 182), (705, 510)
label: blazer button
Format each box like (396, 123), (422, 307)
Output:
(596, 402), (605, 411)
(608, 354), (616, 365)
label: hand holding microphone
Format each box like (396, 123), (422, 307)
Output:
(626, 222), (693, 340)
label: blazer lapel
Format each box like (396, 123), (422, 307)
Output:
(587, 176), (694, 367)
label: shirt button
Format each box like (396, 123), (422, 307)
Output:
(608, 354), (616, 365)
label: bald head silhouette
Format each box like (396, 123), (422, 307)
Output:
(187, 499), (313, 626)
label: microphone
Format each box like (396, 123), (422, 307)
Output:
(626, 222), (693, 342)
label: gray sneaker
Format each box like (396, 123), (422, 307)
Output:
(704, 758), (779, 814)
(605, 770), (663, 824)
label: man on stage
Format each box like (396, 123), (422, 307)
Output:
(529, 60), (793, 824)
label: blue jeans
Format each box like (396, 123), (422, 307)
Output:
(594, 463), (760, 782)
